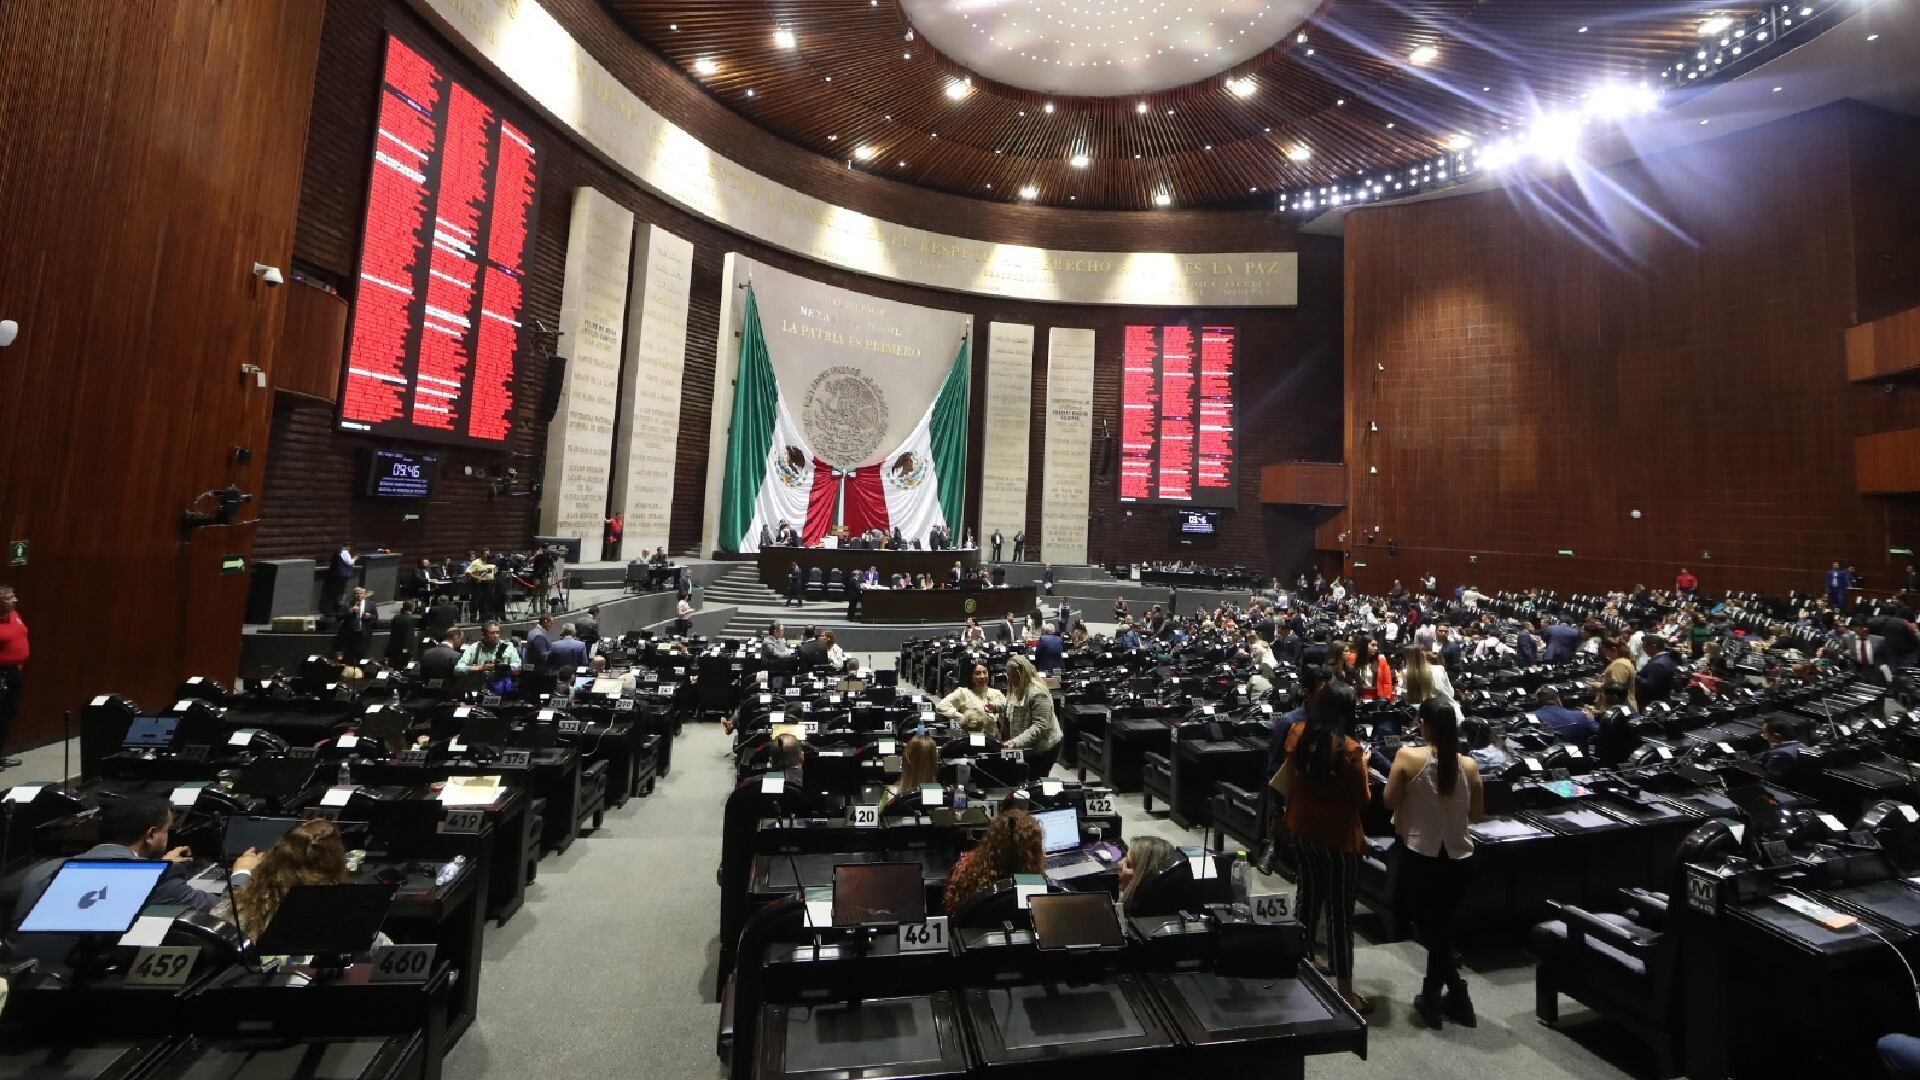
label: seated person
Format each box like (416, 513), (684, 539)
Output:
(9, 795), (245, 951)
(1531, 686), (1599, 746)
(1116, 836), (1177, 911)
(216, 817), (350, 942)
(885, 735), (939, 805)
(936, 661), (1005, 734)
(1461, 718), (1513, 773)
(1754, 716), (1805, 779)
(942, 808), (1043, 913)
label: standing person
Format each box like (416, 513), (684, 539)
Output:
(334, 588), (376, 662)
(937, 661), (1005, 734)
(673, 596), (693, 638)
(1041, 564), (1055, 596)
(1272, 683), (1372, 1014)
(1827, 561), (1854, 609)
(603, 512), (623, 561)
(1594, 638), (1637, 711)
(990, 529), (1004, 563)
(0, 586), (26, 767)
(385, 599), (420, 666)
(786, 562), (804, 608)
(424, 593), (461, 643)
(1358, 639), (1393, 701)
(1383, 697), (1485, 1028)
(1398, 646), (1456, 710)
(1001, 655), (1063, 779)
(1675, 567), (1698, 598)
(1168, 586), (1179, 618)
(322, 543), (357, 616)
(1011, 530), (1026, 562)
(576, 605), (601, 648)
(524, 615), (553, 672)
(547, 624), (589, 674)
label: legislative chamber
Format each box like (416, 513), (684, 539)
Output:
(2, 0), (1919, 1078)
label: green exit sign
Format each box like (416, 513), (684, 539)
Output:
(220, 555), (247, 576)
(7, 540), (25, 567)
(1557, 549), (1576, 558)
(1892, 547), (1914, 557)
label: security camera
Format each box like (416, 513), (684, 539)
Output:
(0, 319), (16, 347)
(252, 263), (285, 287)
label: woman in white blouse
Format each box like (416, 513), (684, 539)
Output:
(937, 661), (1005, 734)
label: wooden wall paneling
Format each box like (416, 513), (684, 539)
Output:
(281, 0), (1344, 580)
(1342, 102), (1920, 601)
(273, 283), (349, 400)
(1847, 107), (1920, 325)
(1856, 429), (1920, 494)
(0, 0), (325, 744)
(1846, 305), (1920, 383)
(1261, 462), (1347, 506)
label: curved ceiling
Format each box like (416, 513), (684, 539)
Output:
(898, 0), (1317, 96)
(610, 0), (1768, 211)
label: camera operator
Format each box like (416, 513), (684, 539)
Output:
(455, 621), (521, 693)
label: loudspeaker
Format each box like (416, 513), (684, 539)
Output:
(540, 356), (568, 422)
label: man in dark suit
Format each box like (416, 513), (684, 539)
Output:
(1057, 600), (1074, 638)
(335, 587), (376, 662)
(990, 530), (1004, 563)
(949, 562), (964, 587)
(1635, 636), (1684, 705)
(997, 612), (1020, 643)
(424, 594), (461, 642)
(889, 525), (903, 550)
(1273, 625), (1303, 666)
(1042, 565), (1055, 596)
(1034, 623), (1066, 675)
(1826, 561), (1853, 608)
(576, 605), (601, 648)
(1301, 632), (1331, 668)
(1834, 620), (1891, 683)
(322, 543), (357, 616)
(1167, 587), (1179, 617)
(547, 624), (590, 674)
(1532, 687), (1598, 745)
(1011, 530), (1026, 561)
(1514, 621), (1540, 664)
(1437, 626), (1463, 670)
(676, 571), (694, 602)
(524, 615), (553, 673)
(419, 629), (462, 682)
(798, 630), (832, 668)
(385, 599), (420, 665)
(1542, 618), (1581, 663)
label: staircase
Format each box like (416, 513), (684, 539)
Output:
(704, 565), (812, 639)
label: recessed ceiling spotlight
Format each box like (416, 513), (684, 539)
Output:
(1204, 144), (1213, 151)
(669, 23), (677, 31)
(1697, 16), (1733, 35)
(827, 134), (838, 141)
(1069, 152), (1090, 168)
(1867, 33), (1880, 41)
(853, 145), (876, 161)
(898, 160), (907, 166)
(1136, 101), (1149, 114)
(1154, 191), (1172, 207)
(693, 56), (718, 76)
(1296, 32), (1308, 44)
(1446, 133), (1473, 150)
(1336, 98), (1345, 106)
(1409, 44), (1438, 65)
(1044, 102), (1056, 113)
(1577, 25), (1588, 33)
(1772, 85), (1783, 92)
(745, 88), (755, 97)
(1226, 76), (1257, 98)
(1287, 145), (1311, 162)
(902, 51), (911, 60)
(772, 27), (796, 49)
(945, 79), (972, 100)
(1018, 184), (1038, 199)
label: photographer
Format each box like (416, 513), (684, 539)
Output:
(455, 621), (521, 693)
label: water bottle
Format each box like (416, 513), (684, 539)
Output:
(435, 855), (467, 888)
(1230, 849), (1253, 911)
(336, 761), (353, 787)
(954, 761), (970, 811)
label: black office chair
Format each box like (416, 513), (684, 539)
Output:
(1125, 851), (1234, 917)
(826, 569), (846, 600)
(805, 568), (826, 601)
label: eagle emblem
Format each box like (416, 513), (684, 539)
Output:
(772, 444), (809, 490)
(886, 449), (929, 491)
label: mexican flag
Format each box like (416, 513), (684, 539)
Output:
(719, 286), (969, 553)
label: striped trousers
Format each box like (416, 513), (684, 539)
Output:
(1295, 840), (1359, 980)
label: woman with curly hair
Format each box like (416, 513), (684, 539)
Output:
(942, 807), (1043, 914)
(227, 817), (351, 941)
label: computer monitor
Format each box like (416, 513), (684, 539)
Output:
(122, 716), (180, 751)
(571, 675), (595, 693)
(1029, 892), (1125, 951)
(17, 860), (169, 935)
(234, 758), (319, 798)
(1034, 807), (1080, 854)
(458, 711), (513, 748)
(250, 883), (396, 957)
(221, 815), (301, 862)
(831, 862), (925, 928)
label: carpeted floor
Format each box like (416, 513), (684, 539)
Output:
(446, 720), (1654, 1079)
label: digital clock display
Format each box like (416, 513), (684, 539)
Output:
(366, 450), (437, 499)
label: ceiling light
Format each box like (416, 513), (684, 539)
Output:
(1044, 103), (1056, 113)
(1698, 17), (1732, 35)
(1526, 111), (1581, 160)
(1296, 32), (1307, 44)
(1584, 83), (1659, 120)
(1226, 76), (1257, 98)
(1409, 44), (1438, 65)
(693, 57), (718, 76)
(1577, 25), (1588, 33)
(772, 27), (796, 49)
(827, 134), (837, 141)
(1287, 145), (1311, 162)
(1154, 191), (1172, 207)
(1867, 34), (1880, 41)
(897, 160), (907, 166)
(1446, 133), (1473, 150)
(1069, 152), (1090, 168)
(1772, 85), (1783, 92)
(1136, 101), (1149, 114)
(853, 145), (876, 161)
(745, 88), (755, 97)
(945, 79), (971, 100)
(1018, 184), (1038, 200)
(902, 52), (911, 60)
(669, 23), (677, 31)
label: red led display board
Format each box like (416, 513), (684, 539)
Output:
(337, 35), (540, 447)
(1118, 323), (1236, 506)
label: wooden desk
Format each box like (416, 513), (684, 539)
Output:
(857, 586), (1036, 624)
(754, 547), (979, 592)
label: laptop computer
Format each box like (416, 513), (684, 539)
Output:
(1036, 807), (1102, 879)
(221, 815), (301, 862)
